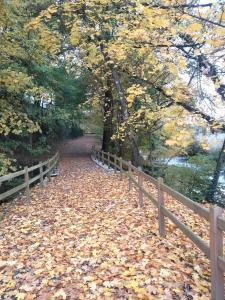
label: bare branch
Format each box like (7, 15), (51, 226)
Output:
(150, 3), (213, 9)
(183, 11), (225, 28)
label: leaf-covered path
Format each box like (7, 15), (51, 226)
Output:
(0, 136), (211, 299)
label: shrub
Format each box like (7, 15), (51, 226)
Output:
(163, 155), (216, 203)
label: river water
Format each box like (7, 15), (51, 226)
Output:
(163, 156), (225, 185)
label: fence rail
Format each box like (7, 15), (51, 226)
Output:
(0, 152), (59, 203)
(92, 147), (225, 300)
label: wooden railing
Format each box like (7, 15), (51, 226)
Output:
(92, 148), (225, 300)
(0, 152), (59, 203)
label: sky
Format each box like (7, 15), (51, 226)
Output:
(192, 0), (225, 120)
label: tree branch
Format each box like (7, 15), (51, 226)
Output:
(130, 75), (222, 129)
(150, 3), (213, 9)
(183, 11), (225, 28)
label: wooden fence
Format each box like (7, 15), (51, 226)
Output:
(92, 148), (225, 300)
(0, 152), (59, 203)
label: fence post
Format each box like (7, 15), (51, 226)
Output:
(93, 149), (95, 159)
(107, 153), (110, 168)
(119, 157), (122, 180)
(92, 145), (95, 156)
(113, 155), (117, 173)
(101, 151), (104, 164)
(157, 177), (166, 237)
(210, 205), (224, 300)
(128, 161), (132, 191)
(40, 163), (44, 187)
(56, 152), (59, 170)
(47, 160), (51, 181)
(137, 167), (144, 207)
(24, 166), (30, 202)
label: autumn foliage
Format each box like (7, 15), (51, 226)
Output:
(0, 138), (212, 299)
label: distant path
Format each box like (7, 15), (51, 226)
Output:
(58, 134), (101, 159)
(0, 136), (211, 299)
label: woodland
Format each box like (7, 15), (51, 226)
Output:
(0, 0), (225, 205)
(1, 1), (225, 299)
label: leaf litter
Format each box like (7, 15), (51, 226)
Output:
(0, 138), (213, 299)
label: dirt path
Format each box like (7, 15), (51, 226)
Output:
(0, 136), (211, 299)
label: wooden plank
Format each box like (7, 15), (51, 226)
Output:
(112, 157), (157, 185)
(113, 155), (118, 173)
(128, 175), (158, 206)
(28, 162), (43, 172)
(47, 160), (51, 181)
(218, 256), (225, 273)
(107, 158), (155, 186)
(24, 166), (30, 202)
(120, 158), (129, 166)
(158, 177), (166, 237)
(128, 174), (139, 187)
(48, 158), (55, 180)
(40, 165), (44, 187)
(218, 216), (225, 232)
(107, 153), (110, 168)
(101, 151), (104, 163)
(29, 174), (41, 185)
(46, 156), (54, 165)
(139, 170), (158, 185)
(91, 145), (95, 154)
(43, 159), (57, 176)
(42, 167), (49, 176)
(27, 153), (57, 173)
(128, 161), (132, 191)
(0, 152), (58, 202)
(108, 160), (117, 168)
(138, 167), (144, 207)
(0, 169), (25, 183)
(43, 164), (52, 176)
(130, 164), (139, 173)
(142, 188), (158, 206)
(162, 184), (209, 221)
(162, 207), (210, 258)
(119, 158), (123, 180)
(210, 206), (224, 300)
(46, 153), (58, 165)
(0, 182), (26, 201)
(52, 158), (58, 167)
(107, 152), (115, 158)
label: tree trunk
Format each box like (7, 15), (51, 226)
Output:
(131, 137), (142, 166)
(205, 138), (225, 202)
(102, 81), (114, 152)
(100, 44), (141, 164)
(111, 67), (142, 164)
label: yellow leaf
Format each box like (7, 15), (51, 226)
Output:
(54, 289), (67, 299)
(16, 293), (26, 300)
(187, 23), (202, 32)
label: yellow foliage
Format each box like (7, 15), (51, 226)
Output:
(0, 101), (41, 136)
(70, 21), (81, 46)
(126, 85), (146, 106)
(0, 70), (32, 93)
(186, 23), (203, 32)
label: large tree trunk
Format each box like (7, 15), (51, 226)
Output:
(102, 81), (114, 152)
(111, 67), (141, 165)
(205, 137), (225, 202)
(100, 44), (141, 164)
